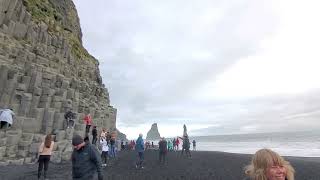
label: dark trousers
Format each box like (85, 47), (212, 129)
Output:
(38, 155), (50, 178)
(101, 151), (108, 164)
(92, 136), (97, 145)
(159, 151), (167, 164)
(85, 125), (91, 134)
(66, 119), (74, 128)
(0, 121), (10, 129)
(136, 152), (144, 168)
(110, 145), (116, 157)
(181, 148), (192, 157)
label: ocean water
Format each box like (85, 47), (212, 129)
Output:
(190, 131), (320, 157)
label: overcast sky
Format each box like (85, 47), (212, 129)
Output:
(74, 0), (320, 139)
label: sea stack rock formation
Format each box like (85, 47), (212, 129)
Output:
(0, 0), (116, 165)
(146, 123), (161, 140)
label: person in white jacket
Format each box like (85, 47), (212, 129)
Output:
(100, 136), (109, 167)
(0, 109), (14, 129)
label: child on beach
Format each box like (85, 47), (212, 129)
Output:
(109, 131), (117, 158)
(244, 148), (295, 180)
(100, 136), (109, 167)
(38, 134), (54, 180)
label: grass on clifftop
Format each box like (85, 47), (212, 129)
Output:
(23, 0), (62, 30)
(23, 0), (96, 63)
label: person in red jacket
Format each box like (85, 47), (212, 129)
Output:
(84, 113), (92, 135)
(175, 137), (180, 150)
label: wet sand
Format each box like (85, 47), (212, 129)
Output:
(0, 150), (319, 180)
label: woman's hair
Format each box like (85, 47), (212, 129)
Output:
(44, 134), (52, 148)
(244, 148), (295, 180)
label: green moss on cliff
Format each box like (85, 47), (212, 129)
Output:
(23, 0), (62, 27)
(23, 0), (96, 63)
(68, 34), (93, 62)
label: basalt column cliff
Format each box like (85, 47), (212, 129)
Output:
(0, 0), (117, 165)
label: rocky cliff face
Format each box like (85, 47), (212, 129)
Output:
(146, 123), (161, 140)
(0, 0), (117, 165)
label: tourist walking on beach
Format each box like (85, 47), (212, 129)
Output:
(110, 131), (116, 158)
(38, 134), (54, 180)
(175, 138), (180, 150)
(135, 133), (145, 169)
(71, 135), (103, 180)
(180, 135), (191, 157)
(100, 136), (109, 167)
(168, 140), (173, 151)
(244, 148), (295, 180)
(121, 140), (125, 150)
(84, 113), (92, 135)
(92, 126), (98, 145)
(192, 140), (196, 151)
(158, 137), (168, 164)
(100, 128), (106, 138)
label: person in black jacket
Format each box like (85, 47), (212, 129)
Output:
(180, 135), (191, 157)
(71, 135), (103, 180)
(158, 137), (168, 164)
(91, 126), (98, 145)
(64, 110), (75, 129)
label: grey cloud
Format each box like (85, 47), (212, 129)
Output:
(74, 0), (281, 133)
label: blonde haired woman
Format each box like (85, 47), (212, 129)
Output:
(244, 148), (295, 180)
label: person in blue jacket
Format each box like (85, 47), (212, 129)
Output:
(135, 133), (145, 169)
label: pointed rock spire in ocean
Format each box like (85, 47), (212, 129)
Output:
(183, 124), (188, 137)
(146, 123), (161, 140)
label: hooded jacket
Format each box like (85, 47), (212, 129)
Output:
(72, 144), (103, 180)
(135, 136), (144, 152)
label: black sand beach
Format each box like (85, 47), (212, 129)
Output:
(0, 150), (319, 180)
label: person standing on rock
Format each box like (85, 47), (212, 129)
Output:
(38, 134), (54, 180)
(84, 113), (92, 135)
(64, 109), (75, 129)
(0, 108), (15, 129)
(71, 134), (103, 180)
(135, 133), (145, 169)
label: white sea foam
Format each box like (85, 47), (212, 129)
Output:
(195, 141), (320, 157)
(189, 131), (320, 157)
